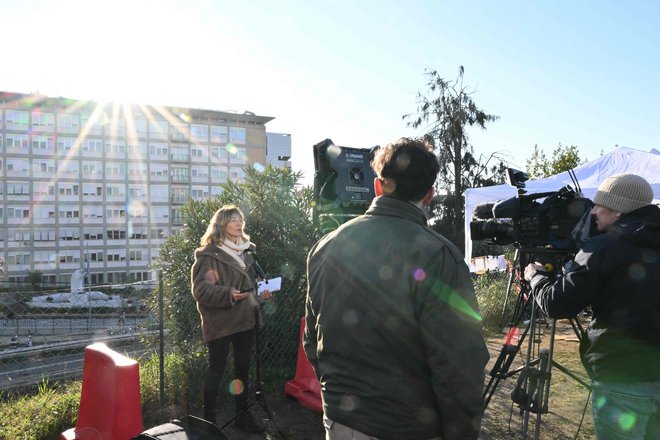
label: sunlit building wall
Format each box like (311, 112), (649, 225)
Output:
(266, 132), (292, 169)
(0, 91), (274, 288)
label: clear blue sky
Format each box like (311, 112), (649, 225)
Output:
(2, 0), (659, 186)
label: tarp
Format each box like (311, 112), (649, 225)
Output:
(465, 147), (660, 260)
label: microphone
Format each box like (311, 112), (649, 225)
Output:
(245, 250), (268, 282)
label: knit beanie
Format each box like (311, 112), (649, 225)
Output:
(593, 173), (653, 214)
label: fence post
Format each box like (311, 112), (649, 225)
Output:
(159, 269), (165, 407)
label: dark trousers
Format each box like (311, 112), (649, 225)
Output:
(203, 329), (254, 422)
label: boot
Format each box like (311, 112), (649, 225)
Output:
(234, 411), (266, 433)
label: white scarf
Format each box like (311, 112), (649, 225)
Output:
(217, 238), (252, 269)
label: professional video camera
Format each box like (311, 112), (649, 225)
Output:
(469, 168), (594, 251)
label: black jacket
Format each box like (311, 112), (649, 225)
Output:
(304, 196), (489, 440)
(529, 204), (660, 382)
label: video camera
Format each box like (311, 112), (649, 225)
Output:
(469, 168), (594, 251)
(313, 138), (378, 234)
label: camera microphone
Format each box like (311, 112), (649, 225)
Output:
(245, 250), (267, 281)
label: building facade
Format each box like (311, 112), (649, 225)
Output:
(266, 132), (292, 169)
(0, 91), (274, 288)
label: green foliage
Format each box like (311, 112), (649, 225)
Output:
(526, 143), (586, 179)
(474, 271), (517, 334)
(404, 66), (505, 249)
(0, 379), (80, 440)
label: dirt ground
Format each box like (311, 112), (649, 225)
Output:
(163, 320), (594, 440)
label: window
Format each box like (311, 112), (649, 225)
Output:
(105, 140), (126, 156)
(133, 119), (148, 137)
(57, 113), (80, 133)
(149, 120), (169, 139)
(191, 124), (208, 142)
(33, 159), (56, 176)
(129, 250), (143, 261)
(107, 118), (126, 137)
(82, 139), (103, 154)
(59, 228), (81, 240)
(33, 181), (55, 196)
(171, 167), (189, 182)
(211, 167), (228, 181)
(57, 136), (77, 155)
(7, 159), (30, 175)
(191, 166), (209, 178)
(84, 228), (104, 240)
(82, 184), (103, 196)
(150, 142), (168, 157)
(106, 208), (126, 219)
(210, 147), (228, 162)
(82, 161), (102, 176)
(191, 145), (207, 159)
(7, 182), (30, 195)
(34, 229), (56, 241)
(105, 185), (124, 197)
(107, 229), (127, 240)
(32, 135), (55, 152)
(80, 114), (104, 135)
(191, 188), (207, 199)
(89, 251), (104, 262)
(6, 134), (29, 150)
(171, 146), (189, 162)
(58, 208), (80, 218)
(5, 110), (29, 130)
(230, 147), (247, 164)
(127, 141), (147, 156)
(58, 250), (80, 264)
(129, 228), (148, 239)
(210, 125), (228, 143)
(58, 159), (80, 177)
(58, 183), (79, 196)
(105, 162), (125, 177)
(229, 127), (246, 144)
(32, 111), (55, 131)
(82, 206), (103, 220)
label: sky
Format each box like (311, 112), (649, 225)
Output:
(2, 0), (660, 187)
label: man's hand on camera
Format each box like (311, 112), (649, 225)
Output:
(524, 262), (546, 282)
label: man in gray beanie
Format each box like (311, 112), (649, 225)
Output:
(524, 173), (660, 439)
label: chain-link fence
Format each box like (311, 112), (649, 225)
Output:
(0, 283), (158, 392)
(0, 269), (516, 414)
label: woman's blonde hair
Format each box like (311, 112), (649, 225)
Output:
(199, 205), (250, 246)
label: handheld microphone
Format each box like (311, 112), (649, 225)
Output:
(245, 250), (268, 281)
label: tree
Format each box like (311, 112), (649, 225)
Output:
(26, 270), (43, 291)
(404, 66), (504, 247)
(526, 143), (586, 179)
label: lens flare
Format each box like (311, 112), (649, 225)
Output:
(228, 379), (245, 396)
(413, 268), (426, 281)
(618, 412), (637, 431)
(628, 263), (646, 281)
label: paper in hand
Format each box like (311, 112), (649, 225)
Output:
(257, 276), (281, 295)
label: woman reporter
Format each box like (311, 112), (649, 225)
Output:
(191, 204), (271, 433)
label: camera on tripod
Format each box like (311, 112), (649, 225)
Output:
(469, 168), (594, 252)
(312, 138), (378, 234)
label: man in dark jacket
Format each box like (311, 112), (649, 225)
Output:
(524, 173), (660, 440)
(304, 137), (489, 440)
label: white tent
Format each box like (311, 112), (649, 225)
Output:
(464, 147), (660, 260)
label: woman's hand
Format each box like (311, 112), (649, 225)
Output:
(231, 289), (250, 302)
(260, 289), (273, 300)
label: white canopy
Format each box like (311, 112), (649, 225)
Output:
(464, 147), (660, 259)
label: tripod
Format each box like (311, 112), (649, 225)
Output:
(483, 247), (591, 440)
